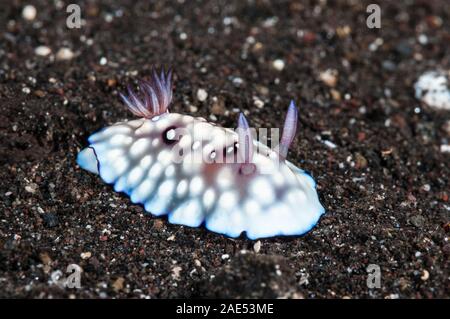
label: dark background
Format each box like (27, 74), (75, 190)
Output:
(0, 0), (448, 298)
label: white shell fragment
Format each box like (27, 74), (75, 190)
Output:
(414, 71), (450, 111)
(77, 114), (325, 239)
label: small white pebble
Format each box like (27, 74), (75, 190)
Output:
(232, 77), (243, 87)
(196, 88), (208, 102)
(35, 46), (51, 57)
(422, 184), (431, 192)
(319, 69), (338, 87)
(368, 38), (383, 51)
(179, 32), (187, 40)
(415, 71), (450, 110)
(104, 13), (114, 23)
(80, 252), (92, 260)
(272, 59), (285, 71)
(263, 17), (278, 28)
(420, 270), (429, 281)
(99, 57), (107, 65)
(323, 140), (337, 149)
(440, 144), (450, 153)
(368, 42), (378, 52)
(223, 16), (235, 26)
(22, 5), (37, 21)
(253, 240), (261, 253)
(172, 266), (182, 279)
(253, 97), (264, 109)
(418, 34), (428, 45)
(56, 48), (75, 61)
(22, 87), (31, 94)
(221, 254), (230, 260)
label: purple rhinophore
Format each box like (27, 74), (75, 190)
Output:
(237, 113), (253, 163)
(279, 100), (298, 158)
(237, 113), (256, 175)
(120, 67), (173, 118)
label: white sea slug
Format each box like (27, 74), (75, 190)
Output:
(77, 68), (325, 239)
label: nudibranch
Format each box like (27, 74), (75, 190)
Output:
(77, 68), (325, 239)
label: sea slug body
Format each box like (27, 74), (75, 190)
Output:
(77, 68), (325, 239)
